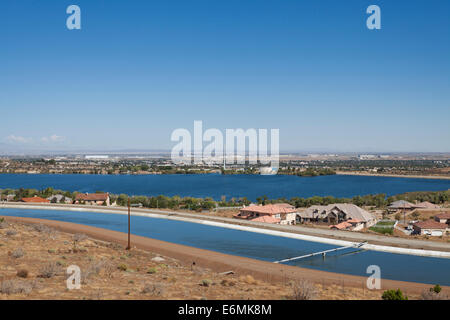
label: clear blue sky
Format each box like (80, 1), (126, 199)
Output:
(1, 0), (449, 153)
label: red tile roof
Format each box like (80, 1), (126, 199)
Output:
(413, 220), (448, 230)
(329, 222), (352, 230)
(435, 213), (450, 220)
(75, 193), (109, 201)
(415, 201), (440, 209)
(21, 196), (50, 203)
(240, 204), (296, 215)
(250, 215), (281, 224)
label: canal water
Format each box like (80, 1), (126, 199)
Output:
(1, 208), (449, 286)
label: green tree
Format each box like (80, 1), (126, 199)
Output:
(382, 289), (408, 300)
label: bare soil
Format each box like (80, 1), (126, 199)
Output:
(2, 217), (447, 300)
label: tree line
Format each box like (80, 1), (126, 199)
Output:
(1, 187), (448, 210)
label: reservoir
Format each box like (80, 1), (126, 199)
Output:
(0, 173), (449, 201)
(1, 207), (449, 286)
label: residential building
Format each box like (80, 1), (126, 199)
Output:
(47, 194), (73, 204)
(414, 201), (441, 209)
(234, 203), (297, 225)
(434, 213), (450, 225)
(1, 194), (16, 202)
(74, 193), (110, 206)
(298, 203), (377, 228)
(412, 220), (448, 236)
(20, 196), (50, 203)
(387, 200), (416, 212)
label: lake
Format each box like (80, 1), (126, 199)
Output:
(1, 207), (449, 285)
(0, 173), (449, 201)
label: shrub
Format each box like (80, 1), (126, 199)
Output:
(432, 284), (441, 294)
(38, 262), (60, 278)
(73, 233), (87, 243)
(142, 283), (164, 296)
(117, 264), (128, 271)
(382, 289), (408, 300)
(147, 267), (157, 274)
(32, 224), (53, 233)
(0, 221), (8, 229)
(200, 279), (212, 287)
(239, 275), (257, 285)
(421, 284), (447, 300)
(17, 269), (29, 278)
(0, 280), (33, 295)
(81, 260), (105, 284)
(6, 230), (17, 236)
(11, 248), (25, 259)
(220, 279), (235, 287)
(291, 280), (317, 300)
(103, 261), (115, 278)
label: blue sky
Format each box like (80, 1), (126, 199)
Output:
(1, 0), (449, 153)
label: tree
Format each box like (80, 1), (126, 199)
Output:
(431, 284), (442, 294)
(382, 289), (408, 300)
(411, 211), (420, 220)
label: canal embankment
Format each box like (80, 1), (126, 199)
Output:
(1, 202), (449, 258)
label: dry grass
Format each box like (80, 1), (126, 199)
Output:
(11, 248), (25, 259)
(38, 262), (60, 278)
(0, 220), (420, 300)
(0, 280), (35, 295)
(291, 279), (318, 300)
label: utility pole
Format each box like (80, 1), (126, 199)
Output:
(126, 197), (131, 250)
(403, 202), (406, 225)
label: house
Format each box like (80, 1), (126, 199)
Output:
(234, 203), (297, 225)
(414, 201), (441, 209)
(20, 196), (50, 203)
(47, 194), (73, 204)
(434, 213), (450, 225)
(299, 203), (377, 228)
(1, 194), (16, 202)
(74, 193), (110, 206)
(387, 200), (416, 212)
(412, 220), (448, 236)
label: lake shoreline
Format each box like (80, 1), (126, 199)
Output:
(1, 173), (450, 201)
(336, 171), (450, 180)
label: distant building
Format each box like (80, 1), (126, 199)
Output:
(298, 204), (376, 229)
(85, 155), (109, 160)
(20, 196), (50, 203)
(412, 220), (448, 236)
(234, 203), (297, 225)
(1, 194), (16, 202)
(434, 213), (450, 225)
(47, 194), (72, 204)
(414, 201), (441, 209)
(74, 193), (110, 206)
(387, 200), (416, 212)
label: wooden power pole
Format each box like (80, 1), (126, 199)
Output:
(126, 197), (131, 250)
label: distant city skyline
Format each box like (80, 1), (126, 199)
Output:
(2, 1), (450, 153)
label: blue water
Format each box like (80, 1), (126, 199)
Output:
(1, 208), (449, 285)
(0, 173), (449, 201)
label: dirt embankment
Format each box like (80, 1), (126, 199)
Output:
(2, 216), (449, 300)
